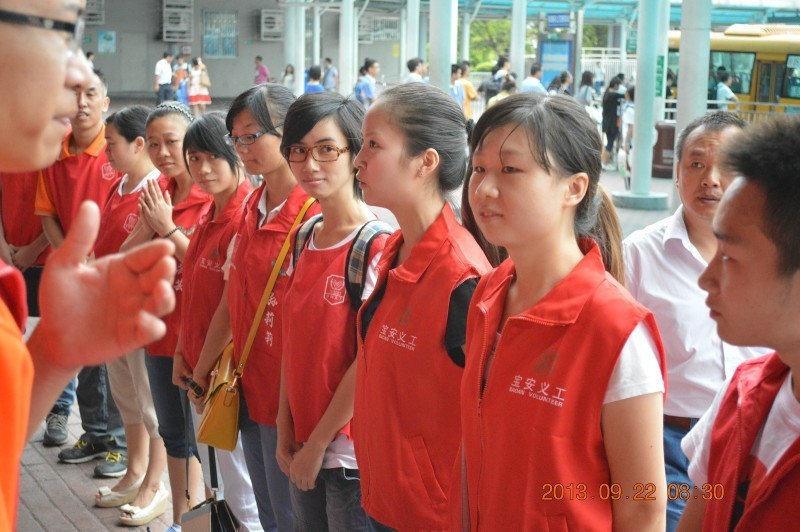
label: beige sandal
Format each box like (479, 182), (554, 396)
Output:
(118, 484), (169, 527)
(95, 476), (144, 508)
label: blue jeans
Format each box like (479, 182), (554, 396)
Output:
(145, 353), (198, 459)
(51, 365), (125, 450)
(290, 468), (371, 531)
(665, 420), (698, 532)
(238, 394), (293, 532)
(157, 83), (174, 104)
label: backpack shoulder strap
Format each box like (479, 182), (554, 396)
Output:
(292, 213), (323, 266)
(345, 220), (394, 312)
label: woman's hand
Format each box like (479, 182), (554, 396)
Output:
(139, 180), (174, 237)
(172, 353), (192, 389)
(276, 419), (302, 477)
(288, 440), (326, 491)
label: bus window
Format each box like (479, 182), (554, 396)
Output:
(784, 55), (800, 99)
(711, 51), (756, 94)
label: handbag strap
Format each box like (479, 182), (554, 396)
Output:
(234, 196), (316, 377)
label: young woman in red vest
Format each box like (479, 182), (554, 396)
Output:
(190, 84), (318, 531)
(93, 106), (166, 524)
(351, 83), (491, 530)
(276, 92), (389, 530)
(456, 93), (667, 530)
(119, 102), (212, 529)
(170, 111), (263, 529)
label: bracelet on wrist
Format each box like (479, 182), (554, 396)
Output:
(163, 225), (184, 239)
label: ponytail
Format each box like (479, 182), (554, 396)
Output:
(589, 187), (624, 285)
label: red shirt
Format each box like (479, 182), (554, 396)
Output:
(226, 184), (319, 426)
(180, 183), (252, 370)
(0, 261), (32, 530)
(93, 171), (161, 259)
(35, 126), (121, 234)
(283, 223), (388, 443)
(455, 241), (665, 531)
(0, 172), (50, 266)
(353, 203), (490, 530)
(147, 179), (212, 357)
(704, 353), (800, 531)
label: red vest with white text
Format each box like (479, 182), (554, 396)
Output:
(354, 203), (491, 530)
(283, 225), (387, 442)
(181, 183), (251, 369)
(703, 353), (800, 531)
(455, 241), (666, 531)
(147, 178), (212, 357)
(226, 184), (319, 426)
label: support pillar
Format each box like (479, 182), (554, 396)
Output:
(406, 0), (420, 60)
(573, 8), (584, 81)
(339, 0), (355, 96)
(312, 6), (321, 67)
(619, 18), (628, 70)
(429, 0), (457, 91)
(672, 0), (712, 209)
(510, 0), (526, 80)
(654, 0), (670, 121)
(292, 4), (306, 96)
(612, 0), (669, 210)
(461, 13), (470, 62)
(419, 11), (428, 62)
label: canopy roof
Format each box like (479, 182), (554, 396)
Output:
(358, 1), (800, 28)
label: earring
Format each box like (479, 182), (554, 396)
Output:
(417, 168), (423, 177)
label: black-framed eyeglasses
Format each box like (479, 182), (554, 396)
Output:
(283, 144), (351, 163)
(224, 124), (283, 147)
(0, 8), (85, 51)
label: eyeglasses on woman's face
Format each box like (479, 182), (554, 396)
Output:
(283, 144), (351, 163)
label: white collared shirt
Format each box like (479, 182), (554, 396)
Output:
(115, 168), (160, 196)
(623, 206), (769, 418)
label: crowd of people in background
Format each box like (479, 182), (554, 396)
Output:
(2, 4), (800, 532)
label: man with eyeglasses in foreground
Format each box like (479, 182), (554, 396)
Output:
(0, 1), (176, 529)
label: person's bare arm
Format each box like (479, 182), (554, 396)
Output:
(11, 233), (49, 271)
(41, 216), (66, 249)
(603, 392), (667, 531)
(676, 496), (706, 532)
(289, 360), (358, 490)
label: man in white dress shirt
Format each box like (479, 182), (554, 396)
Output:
(623, 111), (767, 531)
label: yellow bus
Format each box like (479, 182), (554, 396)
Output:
(668, 24), (800, 109)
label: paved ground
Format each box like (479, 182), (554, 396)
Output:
(21, 412), (174, 532)
(17, 95), (676, 531)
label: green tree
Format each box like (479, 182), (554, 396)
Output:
(460, 20), (538, 70)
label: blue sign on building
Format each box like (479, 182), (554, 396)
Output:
(547, 13), (571, 30)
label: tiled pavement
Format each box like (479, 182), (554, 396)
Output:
(18, 95), (676, 530)
(20, 412), (173, 532)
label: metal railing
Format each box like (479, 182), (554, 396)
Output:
(662, 100), (800, 123)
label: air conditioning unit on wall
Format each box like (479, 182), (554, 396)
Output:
(261, 9), (285, 41)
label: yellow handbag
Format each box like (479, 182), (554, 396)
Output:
(196, 197), (316, 451)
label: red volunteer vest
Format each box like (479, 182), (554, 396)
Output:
(283, 225), (388, 443)
(0, 261), (32, 530)
(147, 178), (212, 357)
(180, 183), (251, 370)
(227, 184), (319, 425)
(36, 126), (121, 234)
(703, 353), (800, 531)
(354, 203), (491, 530)
(93, 173), (160, 259)
(0, 172), (50, 265)
(455, 241), (666, 531)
